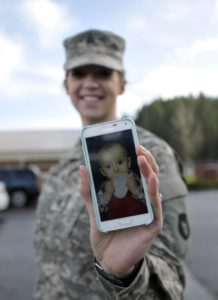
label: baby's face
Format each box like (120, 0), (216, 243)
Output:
(99, 144), (130, 180)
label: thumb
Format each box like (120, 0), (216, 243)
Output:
(79, 165), (96, 225)
(79, 164), (90, 201)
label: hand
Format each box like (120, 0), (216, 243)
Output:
(126, 175), (140, 197)
(102, 180), (114, 202)
(80, 145), (163, 277)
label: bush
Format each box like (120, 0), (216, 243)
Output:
(185, 175), (218, 190)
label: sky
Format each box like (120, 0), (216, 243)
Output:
(0, 0), (218, 131)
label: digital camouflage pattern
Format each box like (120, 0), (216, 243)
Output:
(34, 126), (189, 300)
(63, 29), (125, 72)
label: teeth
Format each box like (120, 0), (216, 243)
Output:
(82, 96), (100, 101)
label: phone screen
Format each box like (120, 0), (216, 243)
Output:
(86, 129), (148, 221)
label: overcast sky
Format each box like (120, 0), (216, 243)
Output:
(1, 0), (218, 130)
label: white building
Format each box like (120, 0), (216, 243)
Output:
(0, 130), (80, 170)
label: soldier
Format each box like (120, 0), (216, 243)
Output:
(34, 29), (190, 299)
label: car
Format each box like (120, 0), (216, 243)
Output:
(0, 181), (9, 211)
(0, 166), (41, 208)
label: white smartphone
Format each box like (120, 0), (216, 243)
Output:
(81, 118), (154, 232)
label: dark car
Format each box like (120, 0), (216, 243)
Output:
(0, 166), (41, 208)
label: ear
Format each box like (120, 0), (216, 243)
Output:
(118, 78), (126, 95)
(63, 78), (69, 95)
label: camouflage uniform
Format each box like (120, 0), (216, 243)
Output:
(34, 126), (190, 300)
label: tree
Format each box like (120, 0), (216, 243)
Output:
(135, 94), (218, 161)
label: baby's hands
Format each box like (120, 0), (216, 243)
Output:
(127, 175), (141, 197)
(102, 180), (114, 202)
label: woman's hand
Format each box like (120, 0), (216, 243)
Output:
(79, 145), (163, 277)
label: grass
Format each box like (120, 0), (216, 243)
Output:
(185, 175), (218, 190)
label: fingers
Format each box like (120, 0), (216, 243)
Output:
(147, 172), (163, 229)
(79, 165), (96, 227)
(137, 155), (163, 232)
(79, 165), (90, 201)
(137, 154), (159, 197)
(136, 145), (159, 175)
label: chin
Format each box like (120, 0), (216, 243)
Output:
(85, 114), (106, 124)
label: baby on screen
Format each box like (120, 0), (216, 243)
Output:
(96, 142), (148, 220)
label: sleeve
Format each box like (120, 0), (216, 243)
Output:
(33, 173), (64, 300)
(94, 142), (190, 300)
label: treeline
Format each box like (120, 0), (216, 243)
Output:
(135, 93), (218, 161)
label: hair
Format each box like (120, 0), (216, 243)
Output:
(97, 142), (128, 164)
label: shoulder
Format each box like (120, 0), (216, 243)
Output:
(136, 126), (188, 201)
(47, 140), (82, 180)
(137, 125), (172, 152)
(36, 141), (82, 212)
(137, 126), (175, 171)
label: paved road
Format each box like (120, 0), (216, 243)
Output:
(0, 207), (36, 300)
(0, 190), (217, 300)
(186, 190), (218, 299)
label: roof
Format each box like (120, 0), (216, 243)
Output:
(0, 130), (80, 162)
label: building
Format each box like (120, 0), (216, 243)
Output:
(0, 130), (80, 171)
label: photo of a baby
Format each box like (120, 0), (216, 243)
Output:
(86, 130), (148, 221)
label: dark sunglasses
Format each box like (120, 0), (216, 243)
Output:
(70, 67), (113, 79)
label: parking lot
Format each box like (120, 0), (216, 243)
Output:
(0, 190), (217, 300)
(0, 206), (36, 300)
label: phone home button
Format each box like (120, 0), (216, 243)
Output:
(119, 218), (132, 225)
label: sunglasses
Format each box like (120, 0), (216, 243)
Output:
(70, 67), (113, 79)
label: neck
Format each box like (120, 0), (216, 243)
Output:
(82, 115), (118, 126)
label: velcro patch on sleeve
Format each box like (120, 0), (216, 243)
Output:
(178, 213), (190, 240)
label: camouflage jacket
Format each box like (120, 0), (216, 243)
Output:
(34, 126), (190, 300)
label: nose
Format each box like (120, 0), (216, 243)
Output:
(82, 74), (99, 89)
(113, 164), (119, 173)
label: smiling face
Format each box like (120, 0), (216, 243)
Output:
(64, 65), (125, 125)
(98, 143), (131, 180)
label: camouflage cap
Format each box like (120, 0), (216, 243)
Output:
(63, 29), (125, 71)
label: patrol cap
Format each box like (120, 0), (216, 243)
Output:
(63, 29), (125, 71)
